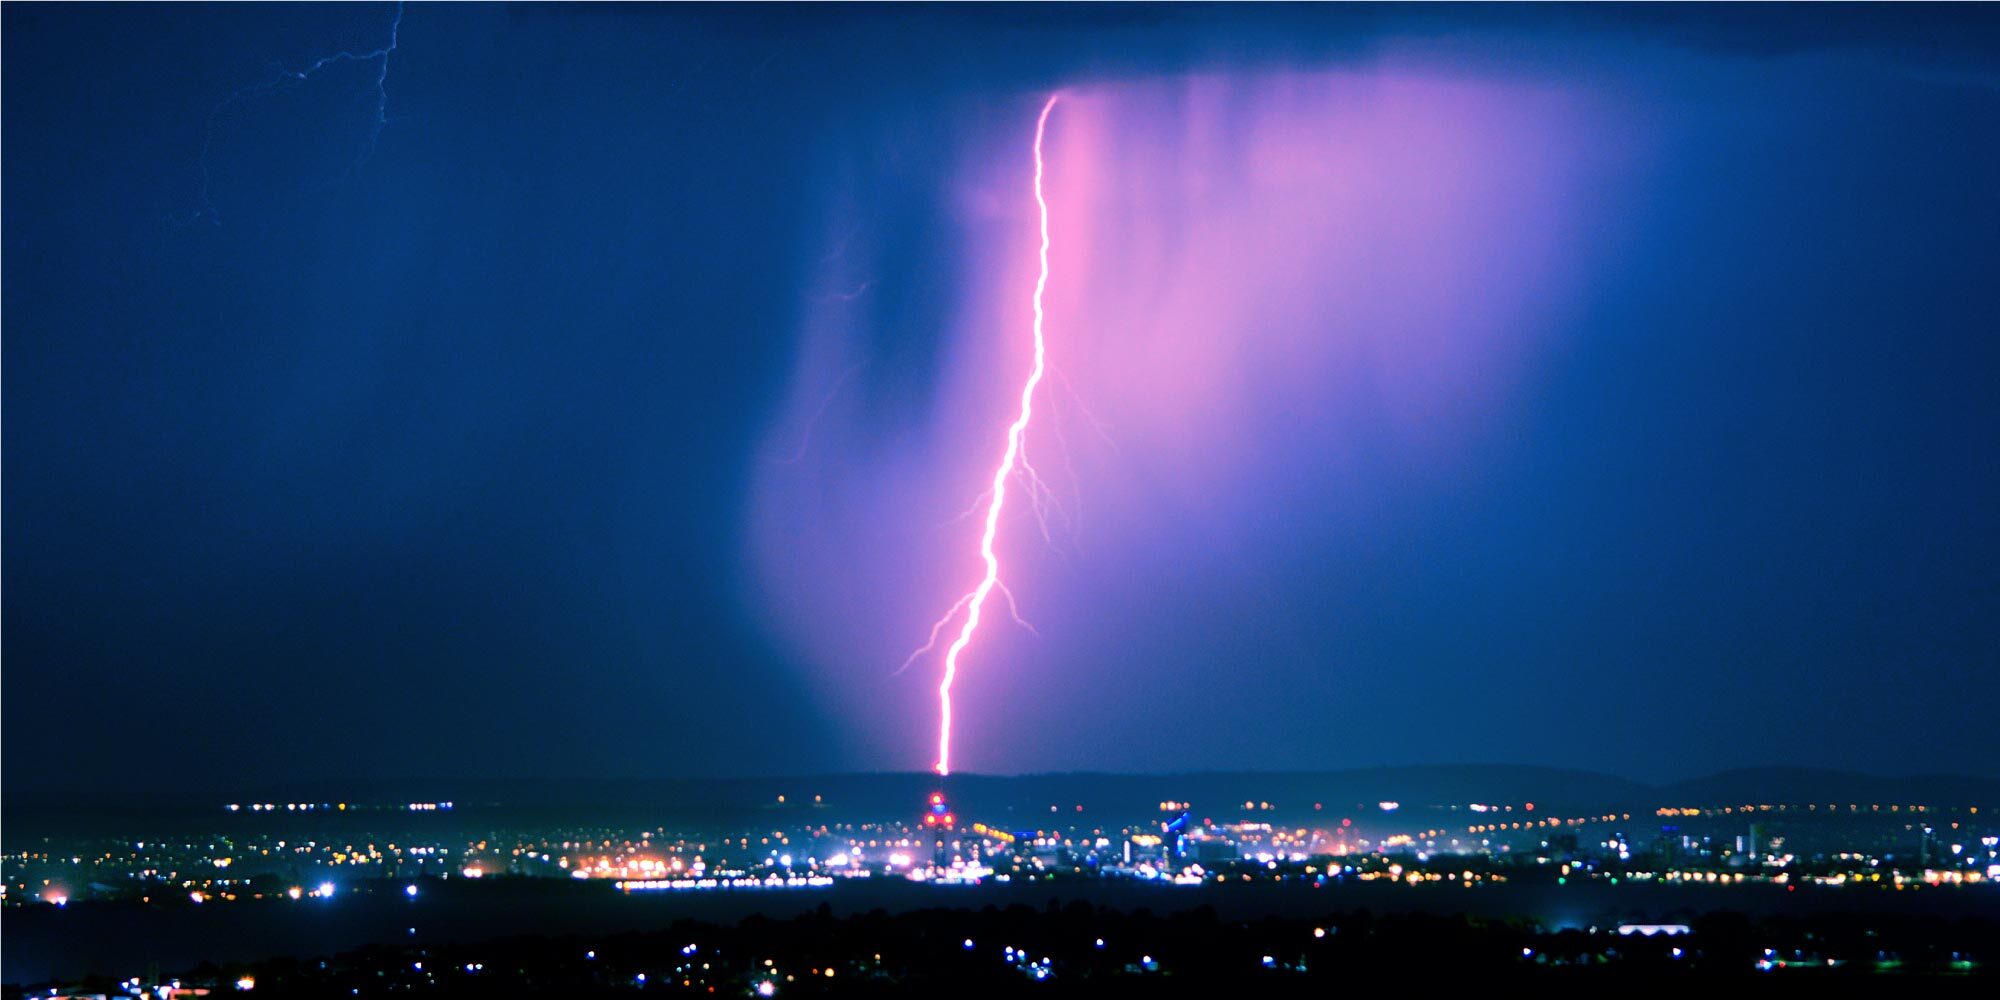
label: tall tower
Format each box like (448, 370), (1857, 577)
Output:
(1163, 809), (1192, 872)
(923, 792), (956, 868)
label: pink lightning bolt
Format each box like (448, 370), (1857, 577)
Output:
(931, 94), (1059, 778)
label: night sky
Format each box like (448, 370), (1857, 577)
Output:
(5, 4), (1997, 801)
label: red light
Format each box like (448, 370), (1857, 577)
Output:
(944, 814), (955, 826)
(931, 794), (943, 806)
(925, 814), (937, 825)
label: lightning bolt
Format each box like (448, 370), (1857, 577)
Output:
(927, 94), (1059, 778)
(193, 1), (405, 225)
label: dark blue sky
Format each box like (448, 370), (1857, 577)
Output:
(5, 4), (1997, 799)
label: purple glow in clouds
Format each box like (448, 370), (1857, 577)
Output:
(751, 67), (1632, 773)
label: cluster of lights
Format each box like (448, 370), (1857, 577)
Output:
(1000, 945), (1055, 981)
(569, 855), (694, 880)
(615, 875), (834, 891)
(114, 977), (203, 999)
(227, 800), (452, 813)
(1465, 813), (1626, 835)
(1616, 924), (1691, 936)
(1657, 802), (1961, 817)
(22, 787), (1995, 924)
(1920, 869), (1988, 885)
(924, 794), (956, 829)
(969, 822), (1015, 844)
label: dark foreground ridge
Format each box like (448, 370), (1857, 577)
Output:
(10, 900), (1994, 998)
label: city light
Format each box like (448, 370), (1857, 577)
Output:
(11, 784), (1995, 985)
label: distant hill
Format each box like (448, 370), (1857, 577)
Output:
(202, 765), (1998, 821)
(1658, 767), (2000, 807)
(14, 766), (1995, 827)
(190, 765), (1652, 819)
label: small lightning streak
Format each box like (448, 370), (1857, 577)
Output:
(894, 579), (1039, 679)
(928, 94), (1059, 778)
(897, 593), (977, 678)
(780, 361), (868, 465)
(994, 580), (1039, 636)
(194, 1), (405, 224)
(1014, 442), (1071, 550)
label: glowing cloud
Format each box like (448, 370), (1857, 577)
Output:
(750, 66), (1621, 772)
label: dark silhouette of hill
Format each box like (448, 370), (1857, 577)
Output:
(1658, 767), (2000, 807)
(197, 765), (2000, 820)
(15, 766), (1995, 828)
